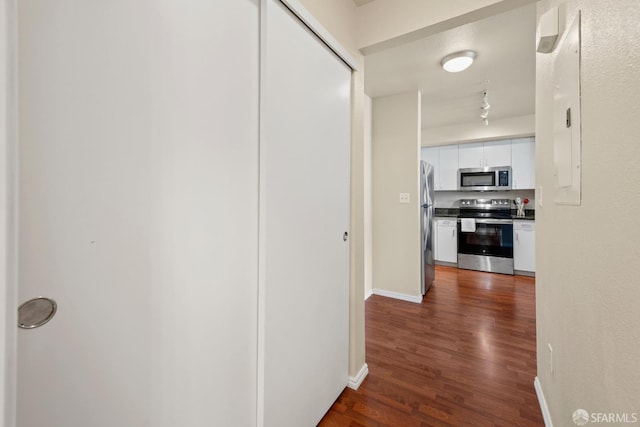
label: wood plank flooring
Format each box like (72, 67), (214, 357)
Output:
(319, 266), (543, 426)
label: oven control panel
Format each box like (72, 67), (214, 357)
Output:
(459, 199), (513, 208)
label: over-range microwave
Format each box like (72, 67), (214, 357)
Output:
(458, 166), (511, 191)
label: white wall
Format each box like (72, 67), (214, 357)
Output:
(363, 95), (373, 299)
(372, 92), (422, 299)
(356, 0), (537, 53)
(0, 0), (16, 425)
(535, 1), (640, 424)
(422, 114), (535, 147)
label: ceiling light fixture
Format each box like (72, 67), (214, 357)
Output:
(440, 50), (477, 73)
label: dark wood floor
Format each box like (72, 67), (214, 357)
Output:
(319, 266), (543, 427)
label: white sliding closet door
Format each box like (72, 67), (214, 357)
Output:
(17, 1), (259, 426)
(260, 1), (351, 426)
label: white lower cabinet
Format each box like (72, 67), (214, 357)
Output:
(436, 219), (458, 263)
(514, 220), (535, 273)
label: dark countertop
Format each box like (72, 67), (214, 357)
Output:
(434, 207), (535, 220)
(511, 209), (536, 220)
(434, 208), (459, 217)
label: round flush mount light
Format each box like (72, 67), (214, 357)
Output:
(441, 50), (477, 73)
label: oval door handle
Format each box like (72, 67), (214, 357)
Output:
(343, 231), (349, 242)
(18, 297), (57, 329)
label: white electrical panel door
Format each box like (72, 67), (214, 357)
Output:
(261, 1), (351, 426)
(17, 1), (260, 426)
(553, 13), (582, 205)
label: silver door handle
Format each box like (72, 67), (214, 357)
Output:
(18, 297), (57, 329)
(458, 218), (513, 225)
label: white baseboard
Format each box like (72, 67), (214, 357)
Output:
(372, 289), (423, 304)
(364, 289), (373, 300)
(534, 377), (554, 427)
(347, 363), (369, 390)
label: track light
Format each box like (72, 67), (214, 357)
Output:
(480, 90), (490, 125)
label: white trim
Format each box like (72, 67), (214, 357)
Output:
(372, 289), (423, 304)
(347, 363), (368, 390)
(278, 0), (359, 71)
(534, 377), (554, 427)
(364, 289), (373, 300)
(256, 2), (267, 427)
(1, 0), (17, 425)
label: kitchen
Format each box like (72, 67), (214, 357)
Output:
(425, 137), (536, 280)
(367, 3), (537, 300)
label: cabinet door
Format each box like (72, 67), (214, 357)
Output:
(436, 220), (457, 263)
(514, 221), (535, 272)
(439, 144), (459, 190)
(483, 140), (512, 167)
(458, 142), (484, 168)
(17, 1), (260, 427)
(262, 1), (351, 425)
(421, 146), (440, 190)
(511, 137), (535, 189)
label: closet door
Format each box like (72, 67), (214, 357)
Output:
(17, 1), (259, 426)
(260, 1), (351, 426)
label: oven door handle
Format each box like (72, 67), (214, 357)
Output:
(457, 218), (513, 225)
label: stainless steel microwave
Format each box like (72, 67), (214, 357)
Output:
(458, 166), (512, 191)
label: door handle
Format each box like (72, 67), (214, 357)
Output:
(343, 231), (349, 242)
(18, 297), (57, 329)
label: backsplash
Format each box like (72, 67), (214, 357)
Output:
(434, 190), (535, 208)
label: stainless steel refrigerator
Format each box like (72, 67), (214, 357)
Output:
(421, 161), (435, 294)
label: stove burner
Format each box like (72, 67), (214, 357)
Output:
(458, 199), (512, 219)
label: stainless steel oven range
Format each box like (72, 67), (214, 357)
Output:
(457, 199), (514, 275)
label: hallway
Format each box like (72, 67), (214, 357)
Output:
(320, 266), (543, 426)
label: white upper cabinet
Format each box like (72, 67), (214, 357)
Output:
(483, 140), (512, 167)
(421, 146), (441, 190)
(425, 138), (533, 191)
(421, 145), (458, 190)
(457, 142), (485, 168)
(458, 140), (512, 168)
(511, 137), (536, 189)
(439, 144), (459, 190)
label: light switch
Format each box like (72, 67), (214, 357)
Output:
(399, 193), (411, 204)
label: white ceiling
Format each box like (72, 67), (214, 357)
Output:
(364, 3), (536, 129)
